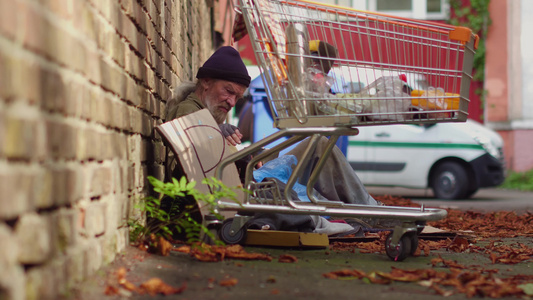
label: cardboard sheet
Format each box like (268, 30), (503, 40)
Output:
(245, 230), (329, 248)
(156, 109), (243, 218)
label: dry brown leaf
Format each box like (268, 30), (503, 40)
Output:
(219, 278), (238, 287)
(173, 245), (191, 253)
(104, 285), (120, 296)
(139, 278), (186, 296)
(157, 236), (173, 256)
(189, 243), (273, 262)
(278, 254), (298, 263)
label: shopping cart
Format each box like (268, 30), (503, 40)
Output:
(211, 0), (478, 261)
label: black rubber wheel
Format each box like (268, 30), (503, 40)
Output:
(385, 233), (412, 262)
(407, 232), (419, 255)
(464, 185), (479, 199)
(431, 162), (469, 200)
(218, 219), (247, 245)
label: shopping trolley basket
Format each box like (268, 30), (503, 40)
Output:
(210, 0), (477, 261)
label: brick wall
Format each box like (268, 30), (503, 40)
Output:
(0, 0), (215, 299)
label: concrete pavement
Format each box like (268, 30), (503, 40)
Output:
(68, 188), (533, 300)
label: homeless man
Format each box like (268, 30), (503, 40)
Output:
(163, 46), (385, 236)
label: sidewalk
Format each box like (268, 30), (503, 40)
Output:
(69, 195), (533, 300)
(71, 236), (532, 300)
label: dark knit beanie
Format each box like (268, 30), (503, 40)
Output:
(196, 46), (251, 87)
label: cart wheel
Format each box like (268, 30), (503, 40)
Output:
(407, 232), (419, 255)
(385, 233), (412, 261)
(218, 218), (247, 245)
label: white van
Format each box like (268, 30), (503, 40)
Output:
(239, 67), (506, 200)
(346, 120), (505, 200)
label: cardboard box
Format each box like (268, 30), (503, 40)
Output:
(245, 230), (329, 248)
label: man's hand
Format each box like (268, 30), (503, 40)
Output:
(219, 124), (243, 146)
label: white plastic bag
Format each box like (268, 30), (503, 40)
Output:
(358, 76), (412, 120)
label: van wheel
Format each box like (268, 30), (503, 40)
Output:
(464, 186), (479, 199)
(431, 162), (469, 200)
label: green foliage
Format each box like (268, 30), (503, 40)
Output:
(499, 169), (533, 192)
(128, 176), (244, 246)
(448, 0), (491, 83)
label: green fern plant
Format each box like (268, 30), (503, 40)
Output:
(128, 175), (244, 246)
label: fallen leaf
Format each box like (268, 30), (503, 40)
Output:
(278, 254), (298, 263)
(139, 278), (186, 296)
(173, 245), (191, 253)
(157, 237), (173, 256)
(219, 278), (238, 287)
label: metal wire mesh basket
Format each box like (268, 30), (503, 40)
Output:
(233, 0), (478, 128)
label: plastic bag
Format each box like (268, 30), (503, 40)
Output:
(253, 155), (326, 202)
(357, 76), (412, 120)
(329, 75), (412, 120)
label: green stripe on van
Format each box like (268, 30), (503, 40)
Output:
(348, 141), (484, 150)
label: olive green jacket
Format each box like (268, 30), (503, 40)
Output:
(169, 93), (206, 120)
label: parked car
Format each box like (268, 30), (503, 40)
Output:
(346, 120), (505, 200)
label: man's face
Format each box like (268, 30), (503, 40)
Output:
(202, 79), (247, 124)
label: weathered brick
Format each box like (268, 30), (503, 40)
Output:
(64, 246), (85, 289)
(85, 49), (103, 86)
(123, 77), (139, 106)
(75, 127), (88, 160)
(40, 67), (67, 114)
(25, 259), (65, 300)
(40, 0), (73, 20)
(84, 201), (107, 237)
(127, 164), (136, 191)
(110, 100), (125, 129)
(111, 32), (126, 69)
(0, 223), (18, 270)
(129, 106), (143, 133)
(85, 128), (100, 160)
(15, 213), (51, 264)
(100, 231), (117, 265)
(127, 133), (141, 162)
(46, 120), (77, 160)
(116, 226), (129, 253)
(50, 208), (78, 255)
(0, 0), (17, 41)
(44, 165), (83, 206)
(153, 140), (166, 164)
(3, 114), (38, 160)
(116, 161), (128, 194)
(84, 238), (102, 277)
(89, 166), (112, 198)
(65, 81), (82, 117)
(0, 263), (25, 300)
(118, 132), (129, 159)
(102, 195), (118, 235)
(31, 167), (54, 209)
(79, 85), (94, 121)
(0, 167), (32, 219)
(0, 108), (5, 158)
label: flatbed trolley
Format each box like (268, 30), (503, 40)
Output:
(212, 0), (478, 261)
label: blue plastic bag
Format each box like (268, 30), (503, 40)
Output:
(253, 155), (311, 202)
